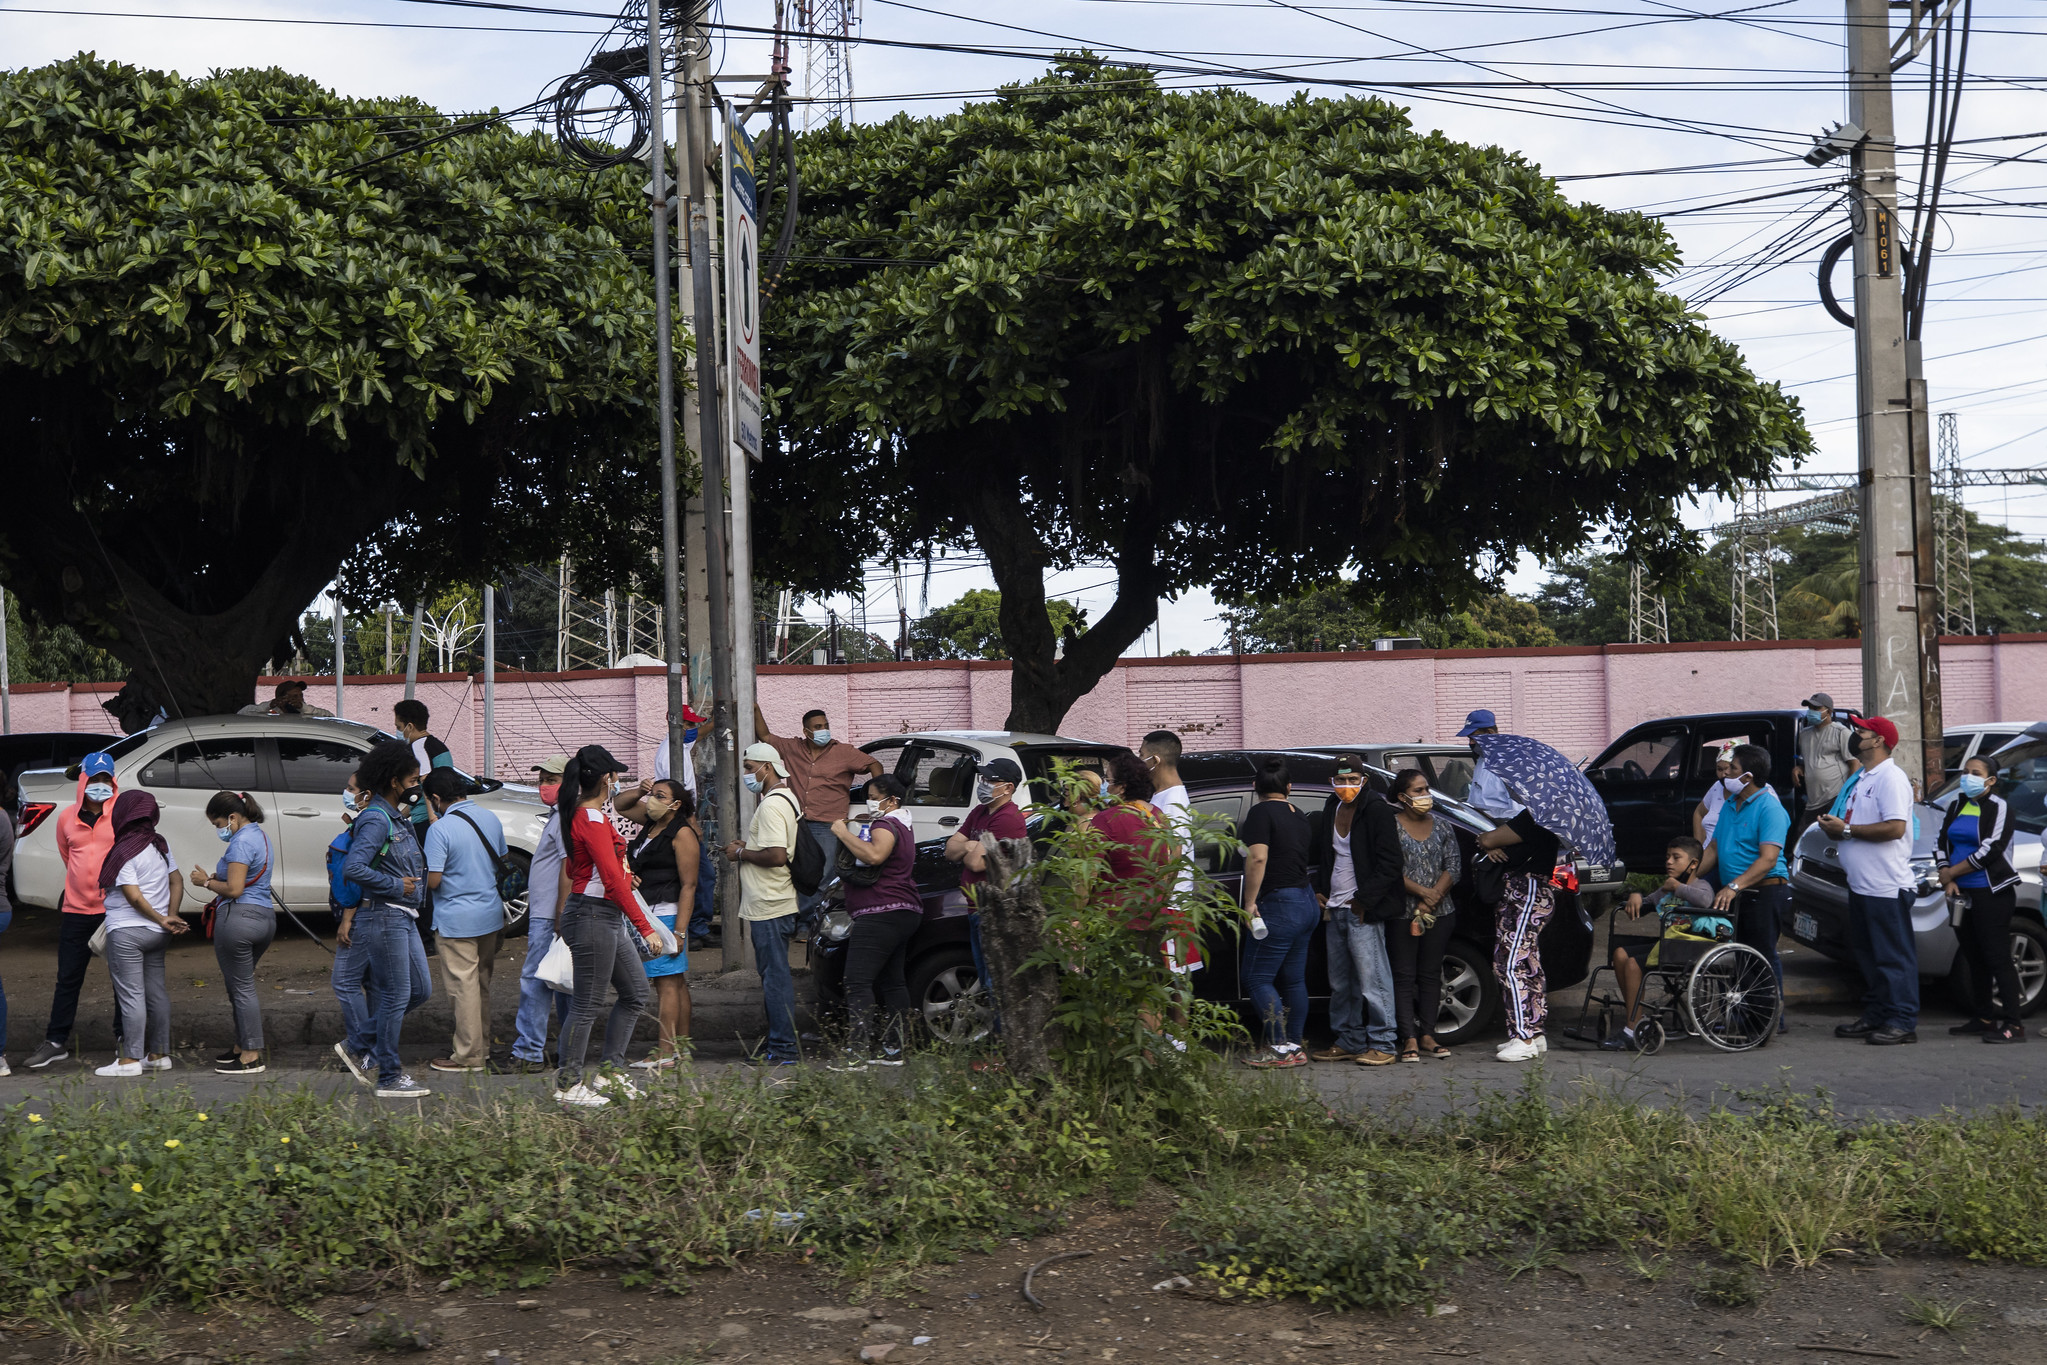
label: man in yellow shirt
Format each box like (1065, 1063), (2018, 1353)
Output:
(726, 742), (801, 1065)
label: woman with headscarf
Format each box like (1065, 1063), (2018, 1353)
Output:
(96, 792), (188, 1077)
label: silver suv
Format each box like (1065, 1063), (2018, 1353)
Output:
(12, 715), (550, 933)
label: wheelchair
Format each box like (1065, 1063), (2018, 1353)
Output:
(1566, 907), (1781, 1055)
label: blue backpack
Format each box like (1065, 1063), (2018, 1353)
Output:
(326, 825), (392, 911)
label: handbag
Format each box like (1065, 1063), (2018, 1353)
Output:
(537, 935), (576, 993)
(629, 889), (680, 961)
(88, 920), (110, 956)
(450, 808), (527, 904)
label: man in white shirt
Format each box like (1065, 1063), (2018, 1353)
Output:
(1693, 746), (1740, 844)
(1815, 715), (1919, 1045)
(1141, 730), (1202, 978)
(1458, 709), (1526, 822)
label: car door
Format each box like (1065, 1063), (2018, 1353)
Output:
(1584, 723), (1692, 874)
(899, 741), (984, 843)
(270, 735), (375, 909)
(1186, 791), (1249, 1006)
(134, 735), (270, 905)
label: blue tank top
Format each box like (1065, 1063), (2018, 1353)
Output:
(1947, 803), (1990, 890)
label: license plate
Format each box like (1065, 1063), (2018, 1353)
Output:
(1793, 911), (1818, 942)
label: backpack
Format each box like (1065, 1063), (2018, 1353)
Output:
(773, 790), (831, 896)
(449, 807), (528, 904)
(327, 820), (393, 912)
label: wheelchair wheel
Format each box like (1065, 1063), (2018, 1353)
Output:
(1633, 1016), (1665, 1056)
(1686, 942), (1781, 1052)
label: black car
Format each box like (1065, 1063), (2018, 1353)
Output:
(810, 748), (1596, 1048)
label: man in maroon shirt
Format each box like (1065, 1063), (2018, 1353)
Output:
(945, 758), (1029, 1030)
(755, 703), (884, 935)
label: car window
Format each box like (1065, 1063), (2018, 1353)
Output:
(276, 737), (370, 794)
(1423, 755), (1474, 802)
(1981, 732), (2022, 759)
(903, 743), (980, 807)
(1941, 737), (1968, 774)
(1190, 793), (1246, 873)
(1016, 747), (1114, 806)
(1590, 728), (1687, 783)
(138, 737), (261, 791)
(1692, 723), (1761, 786)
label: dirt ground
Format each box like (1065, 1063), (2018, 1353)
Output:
(10, 1197), (2047, 1364)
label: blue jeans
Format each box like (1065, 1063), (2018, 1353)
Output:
(1326, 908), (1396, 1052)
(690, 845), (718, 938)
(967, 910), (1002, 1034)
(1848, 889), (1919, 1030)
(1244, 886), (1319, 1048)
(0, 908), (12, 1053)
(513, 915), (573, 1062)
(334, 906), (433, 1085)
(751, 914), (800, 1060)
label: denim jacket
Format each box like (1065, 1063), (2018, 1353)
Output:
(344, 797), (425, 911)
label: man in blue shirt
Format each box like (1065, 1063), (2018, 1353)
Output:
(1697, 742), (1790, 1028)
(421, 768), (506, 1072)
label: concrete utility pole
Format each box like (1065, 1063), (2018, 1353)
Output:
(647, 9), (692, 816)
(1847, 0), (1935, 787)
(404, 602), (423, 700)
(333, 597), (346, 719)
(482, 583), (496, 779)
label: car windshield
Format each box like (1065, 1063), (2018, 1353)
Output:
(1940, 736), (2047, 834)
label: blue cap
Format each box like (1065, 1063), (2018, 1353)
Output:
(82, 752), (116, 777)
(1455, 709), (1497, 738)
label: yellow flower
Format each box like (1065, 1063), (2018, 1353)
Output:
(26, 1115), (41, 1124)
(129, 1183), (142, 1193)
(164, 1140), (181, 1149)
(196, 1113), (208, 1122)
(280, 1136), (290, 1144)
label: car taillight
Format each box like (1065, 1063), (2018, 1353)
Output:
(17, 802), (56, 837)
(1551, 862), (1580, 892)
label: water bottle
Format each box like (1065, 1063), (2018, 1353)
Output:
(1249, 914), (1269, 940)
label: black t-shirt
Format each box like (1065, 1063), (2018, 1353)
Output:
(1241, 799), (1313, 892)
(1498, 810), (1561, 875)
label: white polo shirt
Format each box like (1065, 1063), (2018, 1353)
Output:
(1836, 757), (1916, 897)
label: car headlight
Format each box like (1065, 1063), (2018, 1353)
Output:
(821, 910), (853, 943)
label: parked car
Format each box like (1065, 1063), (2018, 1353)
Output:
(810, 746), (1598, 1049)
(2, 732), (122, 904)
(854, 731), (1131, 843)
(1787, 725), (2047, 1015)
(11, 715), (551, 933)
(1941, 721), (2034, 780)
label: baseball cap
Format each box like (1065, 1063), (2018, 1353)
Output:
(275, 679), (309, 693)
(1802, 692), (1835, 710)
(1455, 708), (1498, 737)
(530, 754), (570, 776)
(1849, 715), (1899, 749)
(573, 744), (629, 775)
(1332, 754), (1366, 778)
(743, 741), (789, 776)
(977, 757), (1024, 785)
(680, 703), (709, 725)
(82, 752), (116, 778)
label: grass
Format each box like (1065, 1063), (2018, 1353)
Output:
(5, 1060), (2047, 1325)
(1903, 1293), (1976, 1333)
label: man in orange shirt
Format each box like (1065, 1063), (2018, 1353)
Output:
(24, 753), (126, 1070)
(754, 703), (884, 935)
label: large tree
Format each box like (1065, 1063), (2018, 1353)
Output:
(0, 56), (666, 714)
(758, 59), (1813, 732)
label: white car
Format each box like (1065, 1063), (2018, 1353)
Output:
(12, 715), (550, 933)
(853, 730), (1131, 843)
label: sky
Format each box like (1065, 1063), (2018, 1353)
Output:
(8, 0), (2046, 655)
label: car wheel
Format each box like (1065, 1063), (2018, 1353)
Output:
(1432, 939), (1500, 1047)
(1947, 914), (2047, 1018)
(907, 947), (993, 1047)
(501, 850), (532, 938)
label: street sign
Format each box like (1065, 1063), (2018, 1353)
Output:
(724, 113), (762, 460)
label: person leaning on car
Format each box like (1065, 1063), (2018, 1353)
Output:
(1816, 715), (1918, 1046)
(1794, 693), (1860, 833)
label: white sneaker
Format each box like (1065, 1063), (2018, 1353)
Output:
(590, 1072), (642, 1100)
(142, 1056), (174, 1071)
(1534, 1035), (1549, 1055)
(1496, 1039), (1541, 1063)
(0, 1057), (11, 1077)
(556, 1082), (610, 1109)
(95, 1060), (143, 1077)
(333, 1040), (374, 1087)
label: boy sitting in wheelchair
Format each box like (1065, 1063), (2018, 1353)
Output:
(1602, 836), (1733, 1051)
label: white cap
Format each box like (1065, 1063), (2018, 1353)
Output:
(742, 741), (788, 776)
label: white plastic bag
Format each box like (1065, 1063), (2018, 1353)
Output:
(538, 935), (576, 994)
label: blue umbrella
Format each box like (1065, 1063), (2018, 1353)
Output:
(1473, 732), (1617, 866)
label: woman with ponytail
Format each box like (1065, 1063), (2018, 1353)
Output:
(190, 790), (275, 1075)
(97, 792), (187, 1076)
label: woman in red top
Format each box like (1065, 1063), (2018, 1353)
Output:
(555, 745), (662, 1109)
(1090, 753), (1173, 934)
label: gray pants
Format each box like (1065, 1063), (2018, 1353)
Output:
(555, 894), (650, 1088)
(214, 903), (276, 1051)
(105, 925), (171, 1061)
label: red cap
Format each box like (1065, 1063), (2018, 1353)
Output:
(1849, 715), (1899, 749)
(681, 704), (709, 725)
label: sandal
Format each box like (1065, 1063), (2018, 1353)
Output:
(1398, 1045), (1421, 1064)
(1421, 1036), (1452, 1059)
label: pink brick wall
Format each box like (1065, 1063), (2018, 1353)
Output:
(12, 636), (2047, 774)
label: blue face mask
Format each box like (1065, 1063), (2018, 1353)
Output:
(341, 789), (361, 812)
(216, 825), (234, 843)
(683, 726), (698, 745)
(811, 728), (832, 746)
(1960, 774), (1989, 797)
(743, 772), (764, 795)
(1804, 708), (1824, 724)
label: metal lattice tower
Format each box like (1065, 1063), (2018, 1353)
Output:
(1626, 562), (1669, 644)
(798, 0), (858, 129)
(557, 559), (663, 670)
(1727, 488), (1781, 641)
(1934, 411), (1978, 635)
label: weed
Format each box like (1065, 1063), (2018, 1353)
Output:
(1621, 1245), (1671, 1283)
(358, 1309), (435, 1352)
(1902, 1294), (1975, 1333)
(41, 1302), (164, 1363)
(1499, 1239), (1565, 1280)
(1691, 1262), (1761, 1308)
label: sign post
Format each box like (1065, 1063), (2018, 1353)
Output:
(724, 113), (762, 462)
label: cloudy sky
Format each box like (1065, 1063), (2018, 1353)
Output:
(8, 0), (2045, 654)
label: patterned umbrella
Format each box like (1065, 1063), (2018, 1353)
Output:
(1473, 732), (1617, 865)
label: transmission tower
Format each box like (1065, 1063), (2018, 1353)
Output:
(1934, 411), (1977, 635)
(798, 0), (858, 128)
(1727, 488), (1781, 642)
(1626, 562), (1669, 644)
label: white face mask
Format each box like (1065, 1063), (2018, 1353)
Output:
(84, 782), (114, 803)
(975, 779), (994, 805)
(743, 772), (764, 795)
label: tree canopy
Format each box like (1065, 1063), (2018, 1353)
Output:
(909, 589), (1088, 660)
(0, 56), (668, 714)
(1216, 584), (1556, 653)
(758, 58), (1812, 731)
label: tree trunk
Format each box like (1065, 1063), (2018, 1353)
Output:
(974, 833), (1062, 1080)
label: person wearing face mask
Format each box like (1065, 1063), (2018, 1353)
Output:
(1793, 692), (1859, 839)
(1310, 756), (1399, 1067)
(946, 757), (1030, 1034)
(340, 741), (435, 1098)
(23, 751), (126, 1071)
(1695, 743), (1791, 1031)
(828, 775), (922, 1067)
(1141, 731), (1204, 981)
(1938, 757), (2023, 1043)
(190, 790), (276, 1074)
(330, 768), (417, 1086)
(650, 707), (718, 948)
(558, 745), (664, 1104)
(1458, 710), (1525, 823)
(508, 755), (575, 1072)
(1816, 716), (1918, 1045)
(726, 741), (803, 1066)
(754, 704), (885, 938)
(627, 780), (699, 1069)
(1693, 748), (1742, 845)
(95, 791), (188, 1077)
(1387, 769), (1462, 1061)
(420, 768), (508, 1075)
